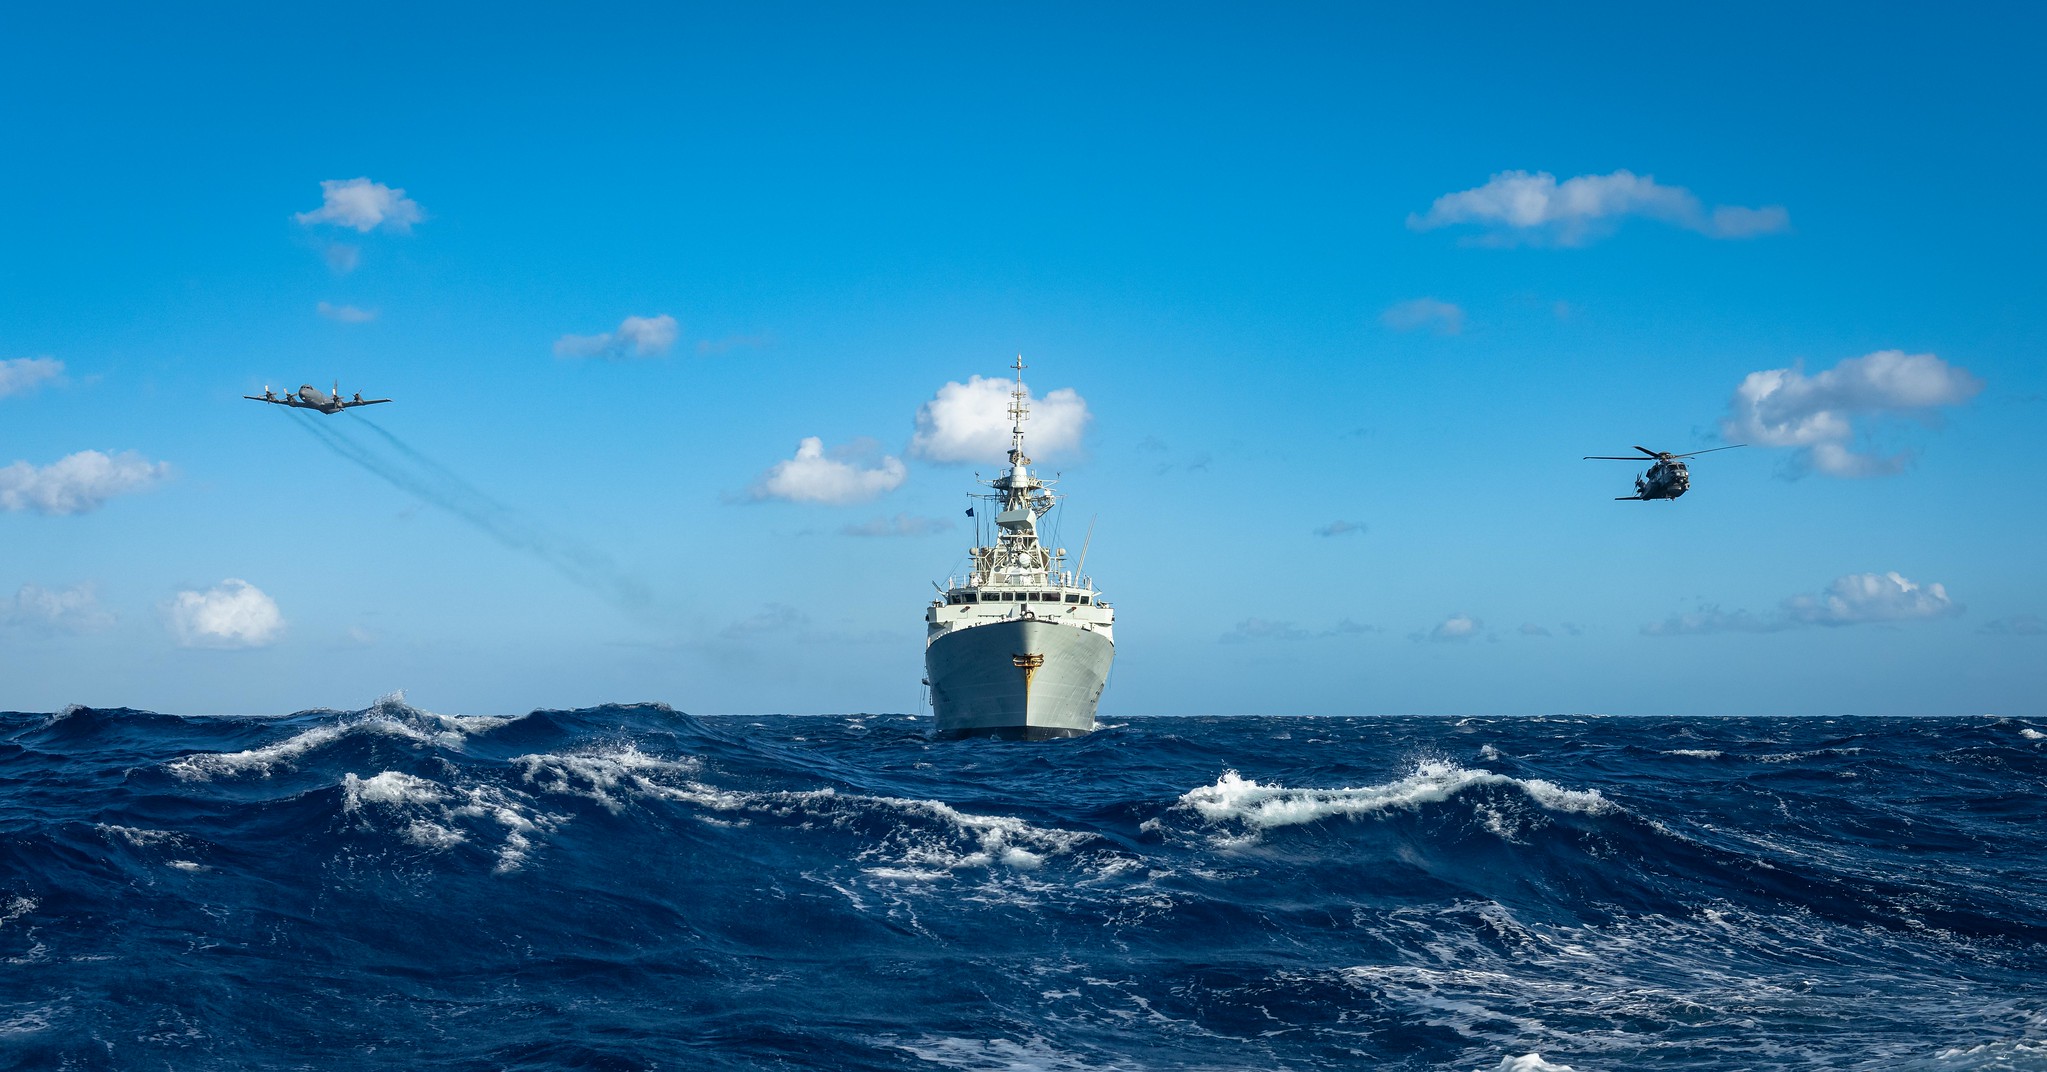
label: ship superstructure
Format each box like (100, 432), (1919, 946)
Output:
(924, 357), (1113, 739)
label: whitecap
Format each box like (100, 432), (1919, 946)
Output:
(1173, 760), (1610, 841)
(1663, 749), (1724, 759)
(1487, 1056), (1576, 1072)
(2021, 728), (2045, 741)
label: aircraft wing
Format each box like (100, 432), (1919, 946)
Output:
(244, 395), (299, 407)
(339, 398), (392, 408)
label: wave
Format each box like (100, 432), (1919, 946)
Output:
(1166, 760), (1612, 843)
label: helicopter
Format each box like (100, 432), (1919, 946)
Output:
(1585, 444), (1744, 500)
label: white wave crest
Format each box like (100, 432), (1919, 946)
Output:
(342, 770), (447, 810)
(511, 746), (702, 814)
(2021, 728), (2045, 741)
(1173, 761), (1611, 840)
(1663, 749), (1724, 759)
(166, 706), (510, 781)
(1488, 1056), (1577, 1072)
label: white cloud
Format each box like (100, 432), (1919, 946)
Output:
(166, 579), (284, 649)
(553, 314), (680, 359)
(1409, 170), (1789, 246)
(317, 301), (377, 323)
(1430, 614), (1482, 642)
(1381, 298), (1464, 335)
(1646, 571), (1961, 635)
(909, 375), (1092, 464)
(840, 513), (954, 538)
(748, 437), (906, 505)
(1316, 520), (1366, 537)
(0, 450), (171, 515)
(7, 583), (115, 634)
(1721, 350), (1982, 478)
(1785, 571), (1960, 626)
(0, 357), (64, 399)
(295, 177), (424, 233)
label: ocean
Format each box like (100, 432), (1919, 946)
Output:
(2, 701), (2042, 1070)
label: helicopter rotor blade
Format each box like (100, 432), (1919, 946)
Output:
(1632, 445), (1662, 458)
(1584, 456), (1653, 460)
(1662, 444), (1747, 459)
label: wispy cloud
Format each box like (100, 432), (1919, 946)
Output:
(0, 450), (171, 515)
(840, 513), (954, 538)
(317, 301), (377, 323)
(722, 603), (806, 639)
(1647, 571), (1961, 635)
(6, 582), (116, 634)
(554, 314), (680, 359)
(1519, 623), (1552, 637)
(324, 244), (362, 274)
(1381, 298), (1464, 335)
(1221, 618), (1310, 643)
(165, 579), (284, 649)
(1409, 170), (1788, 246)
(1315, 520), (1367, 537)
(747, 437), (906, 505)
(910, 375), (1091, 464)
(0, 357), (64, 399)
(1981, 615), (2046, 636)
(696, 333), (773, 357)
(295, 177), (424, 234)
(1722, 350), (1982, 478)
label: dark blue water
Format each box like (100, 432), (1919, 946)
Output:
(2, 702), (2042, 1070)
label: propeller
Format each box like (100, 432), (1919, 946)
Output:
(1585, 444), (1746, 461)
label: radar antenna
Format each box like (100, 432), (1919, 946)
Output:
(1007, 353), (1030, 466)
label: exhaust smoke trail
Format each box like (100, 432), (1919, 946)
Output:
(286, 412), (652, 613)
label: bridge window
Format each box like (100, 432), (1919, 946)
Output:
(1064, 593), (1080, 603)
(1079, 596), (1092, 605)
(960, 593), (977, 603)
(1040, 592), (1057, 602)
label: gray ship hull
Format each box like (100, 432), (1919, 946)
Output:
(927, 618), (1112, 739)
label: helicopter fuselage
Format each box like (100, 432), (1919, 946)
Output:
(1626, 461), (1690, 501)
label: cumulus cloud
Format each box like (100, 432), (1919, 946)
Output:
(747, 437), (906, 505)
(554, 314), (680, 359)
(1381, 298), (1464, 335)
(1221, 618), (1310, 643)
(1981, 615), (2046, 636)
(317, 301), (377, 323)
(6, 583), (115, 634)
(910, 375), (1092, 463)
(1409, 170), (1789, 246)
(166, 579), (284, 649)
(1646, 571), (1961, 635)
(839, 513), (954, 538)
(1427, 615), (1483, 642)
(0, 357), (64, 399)
(0, 450), (171, 515)
(1316, 520), (1367, 537)
(1722, 350), (1982, 477)
(295, 177), (424, 233)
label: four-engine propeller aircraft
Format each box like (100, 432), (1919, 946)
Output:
(245, 381), (391, 414)
(1585, 444), (1744, 501)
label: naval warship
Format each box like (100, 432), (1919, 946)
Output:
(924, 358), (1114, 739)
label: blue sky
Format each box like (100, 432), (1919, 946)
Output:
(2, 3), (2042, 716)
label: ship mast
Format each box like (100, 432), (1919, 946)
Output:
(970, 355), (1059, 587)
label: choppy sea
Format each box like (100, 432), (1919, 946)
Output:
(2, 701), (2042, 1071)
